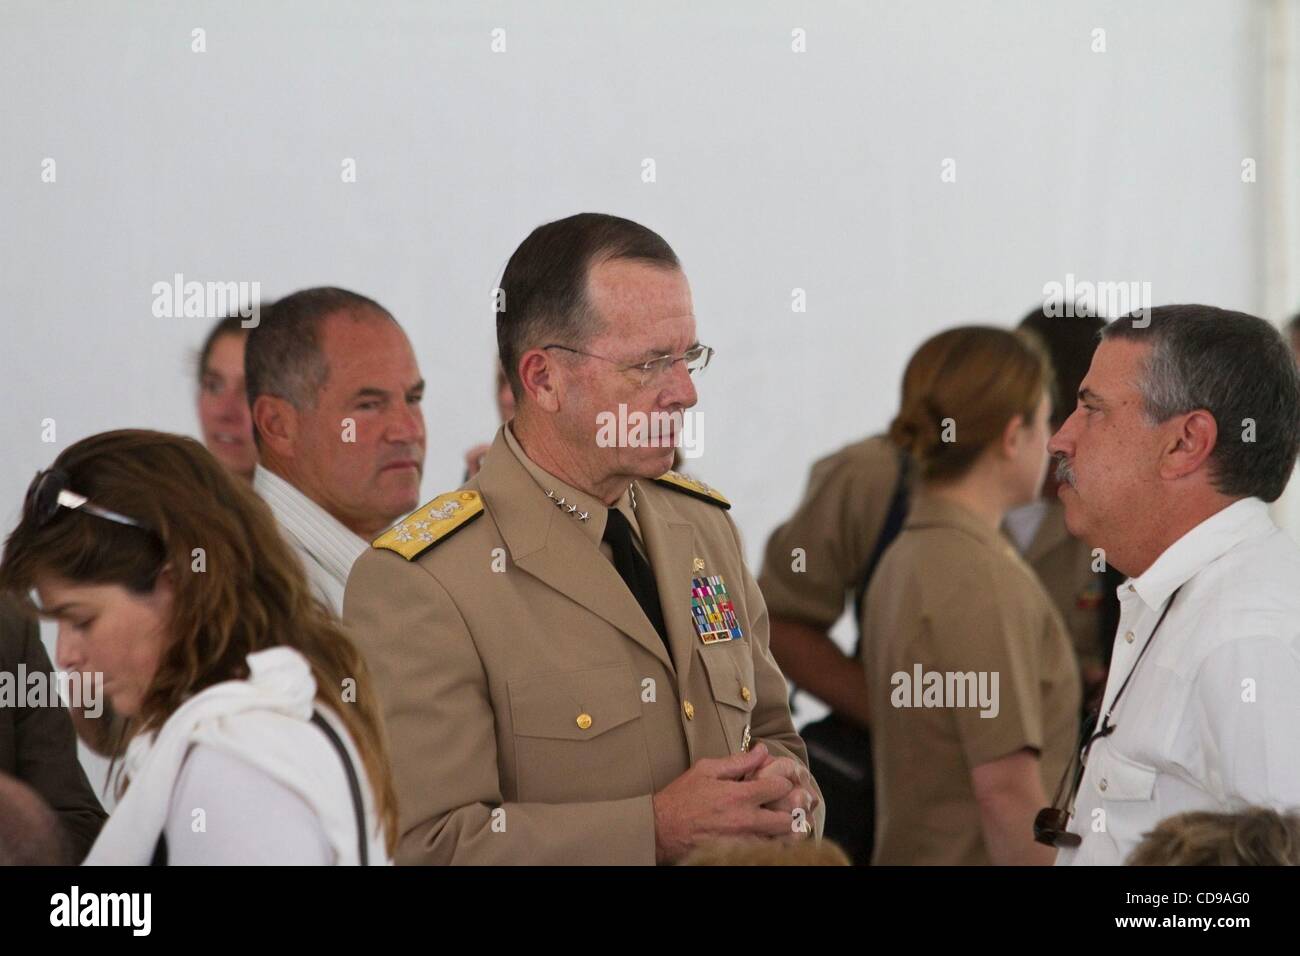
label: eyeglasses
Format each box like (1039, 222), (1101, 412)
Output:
(543, 343), (714, 387)
(23, 469), (155, 535)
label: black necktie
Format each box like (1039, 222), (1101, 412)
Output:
(602, 509), (671, 657)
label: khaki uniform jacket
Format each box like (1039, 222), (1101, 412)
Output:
(760, 435), (1105, 668)
(343, 428), (822, 865)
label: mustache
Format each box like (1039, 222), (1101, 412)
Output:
(1053, 453), (1076, 487)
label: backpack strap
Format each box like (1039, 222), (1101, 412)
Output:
(850, 449), (912, 660)
(310, 710), (369, 866)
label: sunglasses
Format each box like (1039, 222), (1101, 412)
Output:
(24, 468), (155, 535)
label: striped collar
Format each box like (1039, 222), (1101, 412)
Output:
(253, 465), (368, 591)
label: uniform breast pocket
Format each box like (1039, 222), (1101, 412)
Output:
(1093, 749), (1159, 850)
(699, 641), (757, 754)
(507, 663), (650, 803)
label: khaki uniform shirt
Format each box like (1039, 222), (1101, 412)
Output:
(759, 436), (903, 629)
(862, 495), (1081, 865)
(343, 426), (823, 864)
(759, 435), (1105, 669)
(1017, 504), (1107, 671)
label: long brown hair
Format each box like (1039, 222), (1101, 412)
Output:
(0, 429), (397, 853)
(889, 326), (1052, 482)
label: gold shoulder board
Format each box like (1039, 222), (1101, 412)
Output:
(372, 491), (484, 560)
(651, 471), (731, 509)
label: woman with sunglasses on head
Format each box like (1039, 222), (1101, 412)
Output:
(861, 327), (1081, 866)
(0, 430), (397, 864)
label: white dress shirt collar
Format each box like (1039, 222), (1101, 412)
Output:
(1127, 497), (1273, 612)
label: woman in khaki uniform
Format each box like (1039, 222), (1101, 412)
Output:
(862, 327), (1080, 865)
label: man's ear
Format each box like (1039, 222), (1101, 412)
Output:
(1161, 409), (1218, 480)
(252, 394), (299, 458)
(518, 348), (562, 413)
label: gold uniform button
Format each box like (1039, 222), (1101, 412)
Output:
(1099, 778), (1108, 792)
(683, 701), (695, 720)
(576, 713), (592, 731)
(1125, 631), (1135, 644)
(740, 686), (752, 702)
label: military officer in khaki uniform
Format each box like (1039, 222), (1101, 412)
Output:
(344, 213), (822, 865)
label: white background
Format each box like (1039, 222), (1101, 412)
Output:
(2, 1), (1296, 805)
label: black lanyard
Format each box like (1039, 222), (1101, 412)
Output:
(1053, 585), (1183, 815)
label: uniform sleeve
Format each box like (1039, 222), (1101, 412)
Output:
(758, 444), (899, 629)
(1190, 634), (1300, 806)
(924, 568), (1045, 770)
(5, 613), (107, 862)
(733, 518), (827, 838)
(343, 547), (658, 865)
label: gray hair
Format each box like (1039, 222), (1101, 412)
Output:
(245, 287), (396, 446)
(1103, 304), (1300, 503)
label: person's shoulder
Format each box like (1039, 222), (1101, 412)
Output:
(1175, 523), (1300, 657)
(812, 433), (898, 475)
(168, 742), (332, 865)
(368, 488), (488, 564)
(647, 469), (731, 510)
(892, 521), (1022, 596)
(803, 435), (903, 501)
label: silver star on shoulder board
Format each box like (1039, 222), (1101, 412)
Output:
(566, 504), (578, 514)
(578, 511), (590, 522)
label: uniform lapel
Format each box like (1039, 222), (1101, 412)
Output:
(476, 430), (675, 672)
(633, 483), (698, 690)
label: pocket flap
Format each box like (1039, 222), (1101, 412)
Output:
(509, 664), (642, 741)
(699, 642), (757, 713)
(1095, 749), (1157, 801)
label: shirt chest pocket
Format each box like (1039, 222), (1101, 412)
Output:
(699, 641), (757, 753)
(1092, 748), (1159, 850)
(1095, 750), (1157, 801)
(507, 663), (650, 802)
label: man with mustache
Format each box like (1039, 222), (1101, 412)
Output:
(246, 287), (427, 614)
(1042, 304), (1300, 864)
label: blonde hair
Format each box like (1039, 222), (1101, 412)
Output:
(888, 326), (1052, 481)
(1127, 808), (1300, 866)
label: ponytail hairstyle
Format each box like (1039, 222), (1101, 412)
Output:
(889, 326), (1052, 481)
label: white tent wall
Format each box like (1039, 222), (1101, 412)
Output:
(0, 0), (1286, 808)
